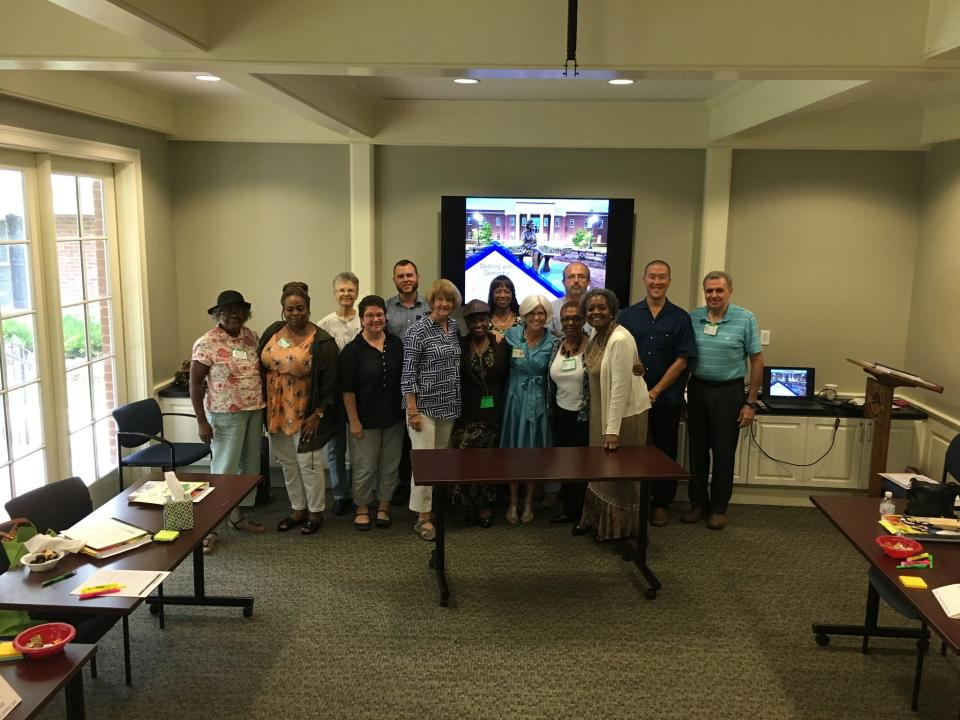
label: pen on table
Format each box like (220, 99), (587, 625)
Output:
(111, 517), (152, 535)
(41, 570), (76, 588)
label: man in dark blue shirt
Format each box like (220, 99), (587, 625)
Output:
(618, 260), (697, 526)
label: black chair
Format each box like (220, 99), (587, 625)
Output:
(4, 477), (133, 684)
(942, 433), (960, 484)
(861, 567), (929, 712)
(112, 398), (210, 492)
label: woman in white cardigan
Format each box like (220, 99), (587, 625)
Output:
(574, 288), (651, 540)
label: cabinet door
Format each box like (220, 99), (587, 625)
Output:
(804, 418), (863, 489)
(746, 416), (805, 485)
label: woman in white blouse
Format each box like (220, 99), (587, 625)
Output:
(575, 288), (651, 540)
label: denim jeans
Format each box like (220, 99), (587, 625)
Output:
(324, 422), (351, 500)
(208, 408), (263, 508)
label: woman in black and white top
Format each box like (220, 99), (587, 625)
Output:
(547, 300), (590, 525)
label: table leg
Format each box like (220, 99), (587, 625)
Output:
(122, 615), (131, 686)
(145, 545), (254, 618)
(633, 480), (661, 600)
(427, 486), (450, 607)
(64, 665), (86, 720)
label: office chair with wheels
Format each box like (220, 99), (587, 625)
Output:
(861, 567), (929, 712)
(4, 477), (131, 684)
(112, 398), (210, 492)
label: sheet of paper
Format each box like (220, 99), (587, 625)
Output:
(70, 569), (170, 597)
(933, 584), (960, 619)
(85, 535), (152, 560)
(0, 676), (21, 720)
(62, 517), (148, 550)
(879, 472), (936, 489)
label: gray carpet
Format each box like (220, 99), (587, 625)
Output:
(33, 496), (960, 720)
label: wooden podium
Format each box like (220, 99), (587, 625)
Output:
(848, 359), (943, 496)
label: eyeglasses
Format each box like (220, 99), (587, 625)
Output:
(362, 312), (386, 320)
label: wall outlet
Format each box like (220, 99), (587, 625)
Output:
(760, 329), (770, 345)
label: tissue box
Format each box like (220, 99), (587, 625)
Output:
(162, 500), (194, 530)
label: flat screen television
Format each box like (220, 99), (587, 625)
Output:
(440, 196), (635, 309)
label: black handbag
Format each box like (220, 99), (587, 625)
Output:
(904, 480), (960, 518)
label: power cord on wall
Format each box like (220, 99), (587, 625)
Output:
(748, 416), (841, 467)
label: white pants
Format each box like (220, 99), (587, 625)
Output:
(407, 415), (454, 514)
(270, 430), (326, 513)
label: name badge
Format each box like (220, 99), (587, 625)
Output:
(512, 348), (525, 358)
(277, 338), (291, 349)
(480, 395), (494, 409)
(232, 348), (248, 360)
(560, 357), (576, 371)
(704, 324), (718, 336)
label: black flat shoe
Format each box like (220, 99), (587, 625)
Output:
(331, 498), (353, 516)
(479, 515), (493, 529)
(571, 524), (593, 537)
(353, 512), (372, 531)
(301, 516), (323, 535)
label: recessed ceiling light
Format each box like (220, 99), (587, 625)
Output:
(608, 78), (634, 85)
(195, 74), (221, 82)
(453, 78), (479, 85)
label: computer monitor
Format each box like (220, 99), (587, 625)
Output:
(763, 367), (816, 399)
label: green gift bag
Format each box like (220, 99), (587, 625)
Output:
(0, 518), (39, 638)
(1, 518), (36, 568)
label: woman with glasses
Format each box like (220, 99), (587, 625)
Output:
(339, 295), (405, 531)
(190, 290), (267, 552)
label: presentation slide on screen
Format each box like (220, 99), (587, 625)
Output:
(463, 197), (609, 306)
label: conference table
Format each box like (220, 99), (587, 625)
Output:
(810, 494), (960, 711)
(0, 643), (96, 720)
(0, 473), (260, 684)
(412, 445), (689, 606)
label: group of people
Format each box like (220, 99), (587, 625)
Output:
(188, 256), (763, 550)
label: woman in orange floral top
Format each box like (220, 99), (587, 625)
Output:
(257, 282), (340, 535)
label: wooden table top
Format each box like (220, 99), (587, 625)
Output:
(412, 445), (689, 486)
(0, 473), (259, 615)
(811, 494), (960, 651)
(0, 643), (95, 720)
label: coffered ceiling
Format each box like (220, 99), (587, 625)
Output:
(2, 0), (960, 149)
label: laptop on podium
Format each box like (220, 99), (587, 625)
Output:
(762, 366), (823, 411)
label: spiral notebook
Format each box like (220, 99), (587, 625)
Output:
(880, 515), (960, 543)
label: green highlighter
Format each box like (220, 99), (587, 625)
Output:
(153, 529), (179, 542)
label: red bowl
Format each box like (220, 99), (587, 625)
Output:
(876, 535), (924, 559)
(13, 622), (76, 659)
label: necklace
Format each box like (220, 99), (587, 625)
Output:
(584, 324), (614, 367)
(560, 335), (585, 358)
(491, 312), (515, 330)
(524, 328), (545, 347)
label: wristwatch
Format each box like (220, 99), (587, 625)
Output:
(744, 401), (758, 409)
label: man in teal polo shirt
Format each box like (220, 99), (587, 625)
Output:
(683, 271), (763, 530)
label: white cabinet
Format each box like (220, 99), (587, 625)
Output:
(746, 416), (807, 486)
(156, 394), (210, 469)
(804, 417), (863, 488)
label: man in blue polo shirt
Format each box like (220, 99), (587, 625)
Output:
(618, 260), (696, 527)
(684, 270), (763, 530)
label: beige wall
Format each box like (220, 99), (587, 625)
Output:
(171, 142), (350, 356)
(0, 95), (179, 386)
(727, 150), (924, 394)
(905, 141), (960, 419)
(375, 146), (705, 308)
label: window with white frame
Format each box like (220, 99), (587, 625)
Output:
(0, 133), (145, 510)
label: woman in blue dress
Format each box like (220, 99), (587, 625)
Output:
(500, 294), (553, 524)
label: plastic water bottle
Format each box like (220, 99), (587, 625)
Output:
(879, 491), (896, 518)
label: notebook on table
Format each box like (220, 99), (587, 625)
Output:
(762, 366), (824, 411)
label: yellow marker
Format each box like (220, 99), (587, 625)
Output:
(906, 552), (930, 562)
(79, 583), (123, 593)
(899, 576), (928, 589)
